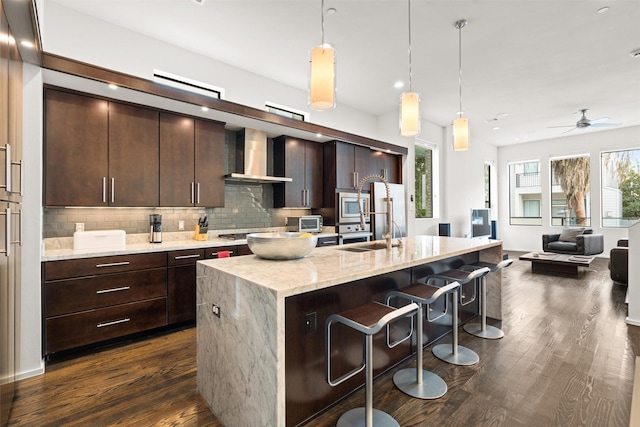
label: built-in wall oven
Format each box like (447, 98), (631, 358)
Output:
(337, 224), (371, 245)
(338, 191), (370, 224)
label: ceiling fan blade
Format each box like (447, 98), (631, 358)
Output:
(589, 117), (609, 124)
(591, 122), (622, 127)
(561, 127), (577, 134)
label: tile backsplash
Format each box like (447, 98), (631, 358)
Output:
(43, 183), (310, 238)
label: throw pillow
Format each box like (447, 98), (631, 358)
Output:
(559, 227), (584, 242)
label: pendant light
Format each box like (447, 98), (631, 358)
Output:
(400, 0), (420, 137)
(309, 0), (336, 110)
(453, 19), (469, 151)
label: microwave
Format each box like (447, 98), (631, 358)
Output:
(338, 192), (370, 224)
(287, 215), (323, 233)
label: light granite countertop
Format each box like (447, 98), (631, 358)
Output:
(197, 235), (501, 299)
(42, 228), (339, 262)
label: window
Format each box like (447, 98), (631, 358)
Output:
(601, 149), (640, 227)
(550, 155), (590, 226)
(484, 163), (491, 208)
(265, 102), (309, 121)
(415, 142), (436, 218)
(509, 160), (541, 225)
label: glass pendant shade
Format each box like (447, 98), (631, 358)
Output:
(309, 44), (336, 110)
(400, 92), (420, 137)
(453, 117), (469, 151)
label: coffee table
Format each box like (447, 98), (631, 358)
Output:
(519, 252), (594, 277)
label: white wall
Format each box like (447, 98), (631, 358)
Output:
(497, 125), (640, 254)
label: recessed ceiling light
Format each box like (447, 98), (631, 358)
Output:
(108, 84), (117, 90)
(316, 133), (323, 138)
(394, 81), (404, 89)
(327, 8), (337, 15)
(596, 6), (610, 14)
(20, 40), (34, 48)
(495, 112), (509, 118)
(493, 126), (501, 130)
(514, 137), (520, 141)
(201, 106), (209, 112)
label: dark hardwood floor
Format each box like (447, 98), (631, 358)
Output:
(9, 253), (640, 426)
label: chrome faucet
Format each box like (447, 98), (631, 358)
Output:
(357, 174), (399, 251)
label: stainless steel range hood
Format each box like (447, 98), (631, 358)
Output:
(225, 129), (292, 183)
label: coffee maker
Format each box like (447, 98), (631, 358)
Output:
(149, 214), (162, 243)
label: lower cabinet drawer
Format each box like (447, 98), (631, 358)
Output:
(45, 298), (167, 354)
(44, 268), (167, 317)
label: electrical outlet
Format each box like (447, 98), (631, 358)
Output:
(178, 220), (185, 231)
(212, 304), (221, 317)
(304, 312), (317, 334)
(75, 223), (84, 232)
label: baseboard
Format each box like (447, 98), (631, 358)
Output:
(626, 317), (640, 327)
(16, 365), (45, 381)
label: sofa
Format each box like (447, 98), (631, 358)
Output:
(609, 238), (628, 285)
(542, 227), (604, 256)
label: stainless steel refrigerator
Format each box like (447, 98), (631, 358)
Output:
(370, 182), (406, 241)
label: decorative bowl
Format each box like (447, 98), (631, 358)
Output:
(246, 232), (318, 260)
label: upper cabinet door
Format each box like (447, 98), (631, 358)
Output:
(304, 140), (323, 208)
(108, 103), (159, 207)
(335, 142), (356, 189)
(44, 90), (109, 207)
(194, 120), (225, 207)
(353, 145), (370, 187)
(159, 113), (195, 207)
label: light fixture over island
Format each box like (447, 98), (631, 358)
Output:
(196, 236), (503, 426)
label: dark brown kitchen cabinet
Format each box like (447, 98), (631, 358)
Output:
(370, 150), (401, 184)
(324, 140), (371, 192)
(45, 90), (159, 207)
(44, 89), (109, 206)
(108, 103), (159, 206)
(160, 113), (225, 207)
(273, 136), (323, 208)
(167, 249), (204, 325)
(42, 252), (168, 358)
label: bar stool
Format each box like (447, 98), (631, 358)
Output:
(326, 301), (419, 427)
(385, 281), (461, 399)
(425, 267), (490, 366)
(460, 259), (514, 339)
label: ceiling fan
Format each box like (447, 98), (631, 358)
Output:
(549, 108), (622, 134)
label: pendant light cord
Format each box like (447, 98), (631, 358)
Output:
(408, 0), (412, 92)
(321, 0), (325, 46)
(456, 19), (466, 119)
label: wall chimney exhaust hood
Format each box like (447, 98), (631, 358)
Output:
(225, 129), (292, 184)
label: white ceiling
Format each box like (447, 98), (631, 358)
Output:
(45, 0), (640, 146)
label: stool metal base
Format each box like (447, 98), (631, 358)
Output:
(432, 343), (479, 366)
(336, 407), (400, 427)
(393, 368), (447, 400)
(463, 322), (505, 339)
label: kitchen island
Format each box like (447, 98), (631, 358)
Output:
(196, 235), (503, 427)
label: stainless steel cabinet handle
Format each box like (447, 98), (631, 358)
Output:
(196, 182), (200, 204)
(0, 144), (11, 192)
(1, 208), (9, 257)
(301, 189), (305, 206)
(111, 177), (115, 204)
(190, 182), (195, 204)
(11, 210), (21, 246)
(102, 177), (107, 203)
(97, 318), (130, 328)
(305, 189), (309, 207)
(95, 261), (130, 268)
(174, 254), (201, 260)
(352, 171), (357, 188)
(321, 240), (337, 245)
(12, 159), (22, 196)
(96, 286), (130, 294)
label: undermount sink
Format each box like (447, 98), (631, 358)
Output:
(338, 242), (391, 252)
